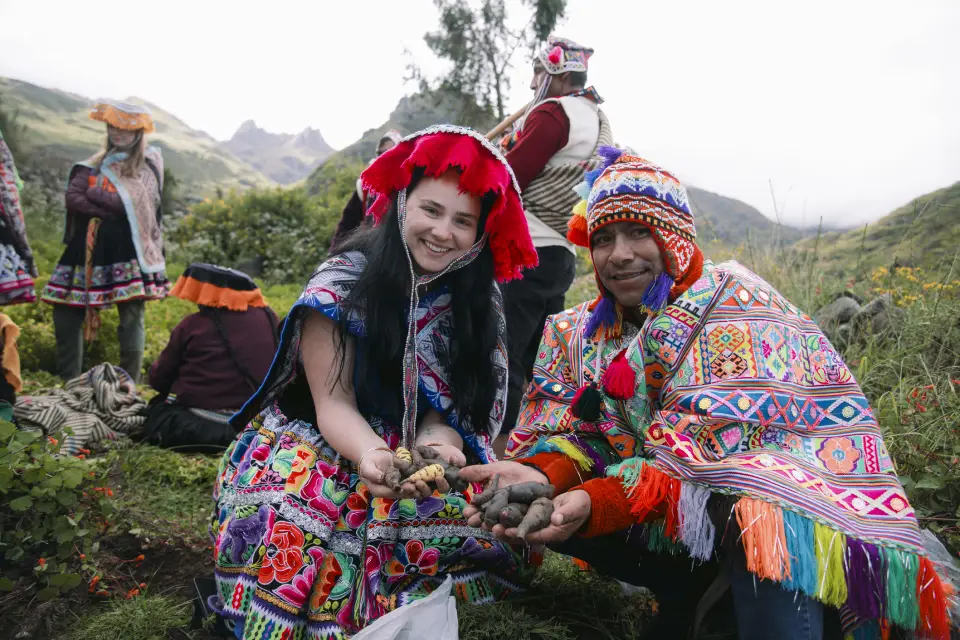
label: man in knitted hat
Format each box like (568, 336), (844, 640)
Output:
(497, 36), (614, 453)
(462, 151), (955, 639)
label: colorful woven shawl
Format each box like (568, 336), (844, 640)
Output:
(234, 251), (509, 462)
(508, 260), (955, 638)
(66, 147), (164, 274)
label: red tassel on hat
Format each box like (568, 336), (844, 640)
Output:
(547, 46), (563, 64)
(602, 350), (636, 400)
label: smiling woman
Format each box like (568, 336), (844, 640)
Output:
(403, 171), (483, 274)
(210, 126), (538, 639)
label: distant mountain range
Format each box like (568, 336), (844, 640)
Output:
(0, 77), (335, 194)
(223, 120), (333, 184)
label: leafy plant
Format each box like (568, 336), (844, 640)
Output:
(171, 187), (339, 284)
(0, 415), (111, 603)
(420, 0), (566, 120)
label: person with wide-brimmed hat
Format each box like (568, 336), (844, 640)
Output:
(143, 263), (279, 451)
(209, 125), (539, 637)
(41, 100), (168, 382)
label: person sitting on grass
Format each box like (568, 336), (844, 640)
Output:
(144, 263), (278, 452)
(208, 126), (539, 638)
(461, 151), (955, 640)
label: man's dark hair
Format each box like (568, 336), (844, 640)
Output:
(566, 70), (588, 88)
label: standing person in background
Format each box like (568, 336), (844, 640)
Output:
(41, 101), (168, 383)
(0, 127), (38, 305)
(329, 129), (403, 252)
(144, 263), (279, 451)
(498, 36), (614, 453)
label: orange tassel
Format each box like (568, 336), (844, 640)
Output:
(915, 557), (950, 640)
(734, 498), (791, 582)
(566, 213), (589, 247)
(626, 463), (681, 525)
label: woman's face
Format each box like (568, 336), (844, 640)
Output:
(107, 125), (138, 149)
(403, 171), (482, 274)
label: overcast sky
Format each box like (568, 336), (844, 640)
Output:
(1, 0), (956, 227)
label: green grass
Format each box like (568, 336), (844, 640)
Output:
(70, 595), (193, 640)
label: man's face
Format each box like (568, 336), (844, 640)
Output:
(530, 62), (568, 98)
(591, 222), (665, 308)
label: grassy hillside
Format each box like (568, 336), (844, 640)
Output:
(796, 180), (960, 276)
(687, 186), (813, 248)
(0, 77), (271, 195)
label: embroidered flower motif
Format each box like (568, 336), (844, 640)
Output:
(300, 468), (348, 523)
(889, 496), (906, 512)
(817, 437), (861, 474)
(308, 550), (344, 611)
(342, 484), (370, 530)
(259, 522), (305, 585)
(276, 546), (324, 607)
(385, 540), (440, 583)
(284, 446), (318, 493)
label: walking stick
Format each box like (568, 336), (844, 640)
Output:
(485, 103), (532, 141)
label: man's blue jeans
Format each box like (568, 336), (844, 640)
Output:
(553, 530), (826, 639)
(728, 545), (823, 640)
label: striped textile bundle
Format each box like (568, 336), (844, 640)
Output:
(14, 363), (146, 454)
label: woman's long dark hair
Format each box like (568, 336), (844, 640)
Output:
(333, 170), (500, 435)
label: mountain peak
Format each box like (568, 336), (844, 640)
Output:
(222, 121), (335, 184)
(293, 127), (332, 153)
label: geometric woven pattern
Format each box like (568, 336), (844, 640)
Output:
(631, 261), (922, 550)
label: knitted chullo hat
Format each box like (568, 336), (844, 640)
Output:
(89, 100), (155, 134)
(566, 148), (705, 409)
(537, 36), (594, 75)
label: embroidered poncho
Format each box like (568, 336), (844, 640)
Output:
(508, 261), (955, 638)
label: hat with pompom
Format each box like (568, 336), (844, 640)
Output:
(567, 148), (704, 339)
(565, 149), (704, 412)
(537, 36), (594, 75)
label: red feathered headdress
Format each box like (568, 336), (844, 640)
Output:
(359, 125), (538, 282)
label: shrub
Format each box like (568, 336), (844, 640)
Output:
(171, 187), (340, 284)
(0, 415), (111, 603)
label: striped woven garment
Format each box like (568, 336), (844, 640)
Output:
(508, 260), (957, 638)
(14, 363), (145, 454)
(522, 109), (613, 236)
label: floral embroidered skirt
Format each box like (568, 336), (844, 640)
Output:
(40, 217), (169, 307)
(0, 243), (35, 305)
(211, 405), (526, 639)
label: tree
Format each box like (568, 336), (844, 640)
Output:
(421, 0), (566, 122)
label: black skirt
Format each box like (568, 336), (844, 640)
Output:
(41, 215), (169, 307)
